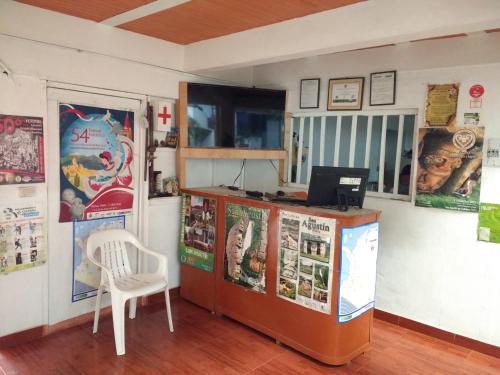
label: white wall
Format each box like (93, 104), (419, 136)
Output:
(247, 33), (500, 346)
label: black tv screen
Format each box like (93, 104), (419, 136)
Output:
(187, 82), (286, 149)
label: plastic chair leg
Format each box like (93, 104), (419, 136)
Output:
(93, 286), (103, 334)
(129, 297), (137, 319)
(164, 288), (174, 333)
(111, 294), (126, 355)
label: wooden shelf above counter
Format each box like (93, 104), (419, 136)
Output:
(178, 147), (287, 160)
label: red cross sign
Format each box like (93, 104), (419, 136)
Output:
(156, 101), (173, 131)
(158, 105), (172, 124)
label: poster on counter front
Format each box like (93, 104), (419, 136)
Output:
(179, 194), (216, 272)
(338, 222), (379, 323)
(0, 202), (45, 275)
(0, 114), (45, 184)
(415, 126), (484, 212)
(72, 216), (125, 302)
(424, 84), (459, 127)
(478, 203), (500, 244)
(277, 210), (335, 314)
(59, 104), (134, 222)
(224, 203), (269, 293)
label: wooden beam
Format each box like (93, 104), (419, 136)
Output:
(279, 112), (292, 185)
(178, 82), (188, 188)
(180, 148), (287, 160)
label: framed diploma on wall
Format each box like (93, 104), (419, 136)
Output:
(370, 71), (396, 106)
(327, 77), (364, 111)
(300, 78), (320, 109)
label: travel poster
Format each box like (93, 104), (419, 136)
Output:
(59, 104), (134, 222)
(424, 84), (459, 127)
(277, 210), (335, 314)
(338, 222), (379, 323)
(0, 202), (45, 275)
(224, 203), (269, 293)
(0, 114), (44, 184)
(478, 203), (500, 244)
(179, 194), (216, 272)
(72, 216), (125, 302)
(415, 126), (484, 212)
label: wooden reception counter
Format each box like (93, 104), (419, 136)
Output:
(180, 187), (380, 365)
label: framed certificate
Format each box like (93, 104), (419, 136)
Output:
(327, 77), (364, 111)
(424, 83), (459, 127)
(300, 78), (320, 109)
(370, 71), (396, 106)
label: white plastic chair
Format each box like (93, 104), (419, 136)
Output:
(86, 229), (173, 355)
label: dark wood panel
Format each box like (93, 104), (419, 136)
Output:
(119, 0), (365, 45)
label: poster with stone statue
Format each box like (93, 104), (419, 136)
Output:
(224, 203), (269, 294)
(277, 210), (335, 314)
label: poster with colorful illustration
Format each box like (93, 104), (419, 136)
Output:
(0, 114), (44, 184)
(277, 210), (335, 314)
(179, 194), (216, 272)
(338, 222), (379, 323)
(478, 203), (500, 244)
(424, 84), (459, 127)
(59, 104), (134, 222)
(415, 126), (484, 212)
(72, 216), (125, 302)
(0, 202), (45, 275)
(224, 203), (269, 293)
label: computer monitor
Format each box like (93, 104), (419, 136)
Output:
(306, 166), (369, 209)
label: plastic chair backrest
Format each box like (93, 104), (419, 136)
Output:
(87, 229), (134, 283)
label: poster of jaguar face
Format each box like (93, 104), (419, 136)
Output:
(277, 210), (335, 314)
(0, 114), (44, 184)
(59, 104), (134, 222)
(179, 194), (216, 272)
(224, 203), (269, 293)
(415, 126), (484, 212)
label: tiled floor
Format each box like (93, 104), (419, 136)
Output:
(1, 298), (500, 374)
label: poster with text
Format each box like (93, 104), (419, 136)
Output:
(0, 114), (44, 184)
(424, 84), (459, 127)
(415, 126), (484, 212)
(179, 194), (216, 272)
(0, 202), (45, 275)
(224, 203), (269, 293)
(338, 222), (379, 323)
(478, 203), (500, 244)
(277, 210), (336, 314)
(72, 216), (125, 302)
(59, 104), (134, 222)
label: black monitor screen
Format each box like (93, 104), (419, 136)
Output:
(306, 166), (369, 209)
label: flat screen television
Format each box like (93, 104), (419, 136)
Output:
(187, 82), (286, 149)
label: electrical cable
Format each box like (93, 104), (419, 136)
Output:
(232, 159), (246, 187)
(268, 160), (287, 184)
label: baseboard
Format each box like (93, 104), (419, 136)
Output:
(374, 309), (500, 359)
(0, 287), (180, 348)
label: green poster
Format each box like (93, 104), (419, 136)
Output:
(478, 203), (500, 244)
(179, 194), (216, 272)
(224, 203), (269, 293)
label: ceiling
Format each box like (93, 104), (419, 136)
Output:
(16, 0), (365, 45)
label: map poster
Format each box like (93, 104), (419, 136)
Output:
(59, 104), (134, 222)
(224, 203), (269, 293)
(0, 114), (44, 184)
(424, 84), (459, 127)
(415, 126), (484, 212)
(338, 222), (379, 323)
(478, 203), (500, 244)
(72, 216), (125, 302)
(277, 210), (336, 314)
(0, 202), (45, 275)
(179, 194), (216, 272)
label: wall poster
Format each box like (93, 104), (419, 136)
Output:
(277, 210), (335, 314)
(59, 104), (134, 222)
(0, 114), (44, 184)
(424, 84), (459, 127)
(72, 216), (125, 302)
(224, 203), (269, 293)
(0, 202), (45, 275)
(179, 194), (216, 272)
(415, 126), (484, 212)
(478, 203), (500, 244)
(338, 222), (379, 323)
